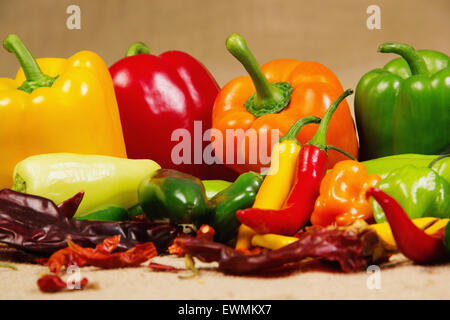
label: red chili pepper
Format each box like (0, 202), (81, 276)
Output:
(366, 188), (449, 264)
(109, 42), (238, 181)
(236, 89), (355, 236)
(37, 274), (88, 293)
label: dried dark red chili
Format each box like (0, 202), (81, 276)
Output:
(175, 223), (386, 274)
(0, 189), (180, 255)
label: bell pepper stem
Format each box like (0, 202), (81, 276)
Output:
(307, 89), (353, 152)
(3, 34), (57, 93)
(378, 42), (429, 76)
(279, 116), (321, 144)
(126, 42), (151, 57)
(226, 33), (293, 117)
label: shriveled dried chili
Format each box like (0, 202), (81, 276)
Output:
(175, 222), (387, 274)
(0, 189), (180, 255)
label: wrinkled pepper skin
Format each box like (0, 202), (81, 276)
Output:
(0, 35), (127, 188)
(362, 154), (450, 182)
(371, 165), (450, 223)
(138, 169), (210, 225)
(311, 160), (381, 226)
(355, 42), (450, 160)
(12, 153), (160, 217)
(205, 171), (263, 243)
(109, 43), (237, 181)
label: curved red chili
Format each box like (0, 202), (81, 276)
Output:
(236, 89), (355, 235)
(367, 187), (449, 264)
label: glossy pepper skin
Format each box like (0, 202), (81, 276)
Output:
(311, 160), (381, 227)
(212, 34), (358, 174)
(367, 188), (449, 264)
(371, 165), (450, 223)
(205, 171), (263, 243)
(362, 154), (450, 182)
(0, 35), (127, 188)
(355, 42), (450, 160)
(12, 153), (160, 217)
(109, 42), (237, 181)
(236, 90), (355, 239)
(235, 116), (322, 248)
(139, 169), (210, 225)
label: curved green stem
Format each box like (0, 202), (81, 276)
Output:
(126, 42), (151, 57)
(326, 145), (357, 161)
(226, 33), (293, 117)
(279, 116), (321, 145)
(3, 34), (57, 93)
(307, 89), (353, 151)
(378, 42), (429, 76)
(428, 154), (450, 169)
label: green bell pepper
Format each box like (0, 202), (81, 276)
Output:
(138, 169), (210, 225)
(371, 165), (450, 223)
(355, 42), (450, 160)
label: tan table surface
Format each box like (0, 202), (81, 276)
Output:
(0, 246), (449, 300)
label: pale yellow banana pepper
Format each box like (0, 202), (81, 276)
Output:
(0, 34), (126, 188)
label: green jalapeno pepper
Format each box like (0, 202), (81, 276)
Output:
(74, 205), (129, 222)
(204, 171), (263, 243)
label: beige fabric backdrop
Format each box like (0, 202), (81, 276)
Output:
(0, 0), (449, 99)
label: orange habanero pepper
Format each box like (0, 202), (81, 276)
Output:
(310, 160), (382, 226)
(211, 34), (358, 174)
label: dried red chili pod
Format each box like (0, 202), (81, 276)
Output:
(37, 275), (67, 293)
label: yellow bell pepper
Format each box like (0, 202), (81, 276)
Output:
(0, 34), (126, 188)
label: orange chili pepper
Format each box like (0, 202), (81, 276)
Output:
(310, 160), (382, 226)
(211, 34), (358, 174)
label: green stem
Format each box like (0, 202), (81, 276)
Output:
(226, 33), (293, 117)
(126, 42), (151, 57)
(378, 42), (429, 76)
(307, 89), (353, 151)
(3, 34), (57, 93)
(428, 154), (450, 169)
(279, 116), (321, 145)
(326, 145), (357, 161)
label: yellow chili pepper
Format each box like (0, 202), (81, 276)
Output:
(369, 218), (449, 250)
(0, 34), (126, 188)
(235, 116), (321, 249)
(251, 233), (299, 250)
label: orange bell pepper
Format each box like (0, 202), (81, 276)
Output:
(310, 160), (382, 226)
(211, 34), (358, 174)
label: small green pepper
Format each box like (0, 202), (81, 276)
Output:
(138, 169), (210, 225)
(202, 180), (232, 200)
(74, 205), (129, 222)
(371, 165), (450, 223)
(204, 171), (263, 243)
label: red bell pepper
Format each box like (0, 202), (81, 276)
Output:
(236, 90), (356, 236)
(109, 42), (238, 180)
